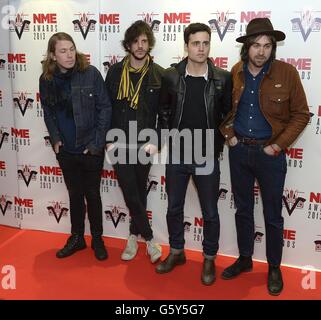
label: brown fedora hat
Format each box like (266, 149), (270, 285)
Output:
(236, 18), (286, 43)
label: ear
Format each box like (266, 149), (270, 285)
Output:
(184, 42), (188, 52)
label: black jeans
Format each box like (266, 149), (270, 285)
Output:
(229, 142), (287, 266)
(165, 159), (220, 256)
(56, 150), (104, 236)
(113, 161), (153, 241)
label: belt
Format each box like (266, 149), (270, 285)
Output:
(236, 134), (268, 145)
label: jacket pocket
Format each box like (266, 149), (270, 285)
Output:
(267, 93), (289, 116)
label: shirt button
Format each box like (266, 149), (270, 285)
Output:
(249, 129), (252, 132)
(235, 100), (238, 103)
(250, 116), (253, 119)
(253, 78), (255, 81)
(278, 98), (281, 101)
(251, 90), (254, 94)
(250, 104), (253, 107)
(225, 135), (228, 138)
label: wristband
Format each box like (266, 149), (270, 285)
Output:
(270, 144), (280, 156)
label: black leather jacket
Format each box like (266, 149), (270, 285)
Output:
(105, 58), (164, 146)
(159, 58), (232, 157)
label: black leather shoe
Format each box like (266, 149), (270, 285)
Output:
(156, 252), (186, 274)
(201, 259), (216, 285)
(91, 237), (108, 261)
(221, 256), (253, 280)
(268, 265), (283, 296)
(56, 234), (86, 258)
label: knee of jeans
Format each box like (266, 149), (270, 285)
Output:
(84, 188), (101, 200)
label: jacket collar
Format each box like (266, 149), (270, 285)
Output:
(175, 57), (219, 80)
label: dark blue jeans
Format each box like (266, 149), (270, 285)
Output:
(229, 142), (287, 266)
(56, 150), (104, 236)
(165, 159), (220, 256)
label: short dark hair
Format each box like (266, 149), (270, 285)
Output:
(122, 20), (155, 53)
(240, 34), (277, 63)
(184, 23), (211, 44)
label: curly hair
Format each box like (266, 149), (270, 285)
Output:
(122, 20), (155, 53)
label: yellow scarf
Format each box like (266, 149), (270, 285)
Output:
(117, 55), (150, 109)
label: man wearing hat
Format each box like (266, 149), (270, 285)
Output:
(220, 18), (309, 295)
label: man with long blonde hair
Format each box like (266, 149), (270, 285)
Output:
(39, 32), (112, 261)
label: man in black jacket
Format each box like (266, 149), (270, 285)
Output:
(105, 20), (164, 264)
(155, 23), (232, 285)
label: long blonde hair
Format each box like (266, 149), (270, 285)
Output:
(41, 32), (89, 80)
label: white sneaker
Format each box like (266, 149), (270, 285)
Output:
(121, 235), (138, 261)
(146, 241), (162, 263)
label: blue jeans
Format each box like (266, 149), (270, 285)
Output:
(229, 142), (287, 266)
(165, 159), (220, 256)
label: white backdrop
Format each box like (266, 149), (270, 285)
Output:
(0, 0), (320, 271)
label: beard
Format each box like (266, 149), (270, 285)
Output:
(250, 56), (268, 68)
(130, 50), (149, 61)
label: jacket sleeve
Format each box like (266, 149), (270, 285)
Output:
(157, 72), (173, 149)
(39, 78), (62, 147)
(273, 68), (310, 149)
(219, 66), (237, 140)
(86, 67), (112, 154)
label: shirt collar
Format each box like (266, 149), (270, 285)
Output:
(185, 65), (208, 80)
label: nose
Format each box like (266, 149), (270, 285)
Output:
(258, 46), (264, 55)
(67, 50), (73, 58)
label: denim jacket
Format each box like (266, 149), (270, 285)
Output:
(40, 65), (112, 155)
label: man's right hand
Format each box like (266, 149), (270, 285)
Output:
(54, 141), (62, 154)
(106, 143), (115, 152)
(228, 136), (238, 147)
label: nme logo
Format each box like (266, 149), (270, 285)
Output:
(280, 57), (311, 80)
(193, 217), (204, 242)
(33, 13), (58, 40)
(210, 57), (228, 69)
(9, 13), (30, 39)
(17, 165), (37, 187)
(160, 175), (167, 201)
(138, 12), (161, 32)
(99, 13), (120, 40)
(103, 55), (123, 73)
(209, 10), (237, 41)
(307, 192), (321, 221)
(14, 196), (34, 218)
(73, 13), (97, 39)
(291, 10), (321, 42)
(13, 92), (34, 116)
(47, 201), (69, 223)
(0, 195), (12, 217)
(283, 229), (296, 249)
(282, 188), (306, 216)
(104, 205), (127, 228)
(0, 57), (5, 70)
(101, 169), (118, 193)
(0, 160), (6, 177)
(39, 165), (63, 190)
(162, 12), (190, 41)
(285, 147), (304, 168)
(7, 53), (27, 78)
(33, 13), (57, 24)
(254, 231), (264, 243)
(163, 12), (190, 24)
(11, 127), (30, 151)
(238, 11), (271, 36)
(0, 127), (9, 150)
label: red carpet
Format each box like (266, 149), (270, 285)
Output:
(0, 225), (320, 300)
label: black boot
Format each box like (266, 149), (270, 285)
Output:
(155, 252), (186, 274)
(201, 258), (216, 285)
(221, 256), (253, 280)
(268, 265), (283, 296)
(56, 234), (86, 258)
(91, 236), (108, 261)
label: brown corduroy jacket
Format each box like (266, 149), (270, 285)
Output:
(219, 59), (309, 149)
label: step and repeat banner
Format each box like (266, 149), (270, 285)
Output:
(0, 0), (320, 271)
